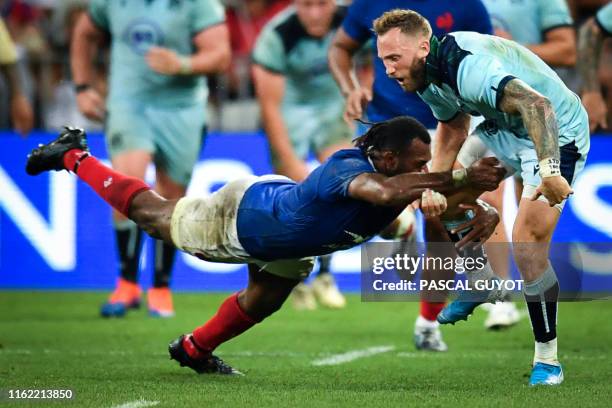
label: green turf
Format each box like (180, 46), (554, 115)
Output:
(0, 292), (610, 407)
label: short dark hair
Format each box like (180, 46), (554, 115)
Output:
(373, 9), (432, 38)
(354, 116), (430, 157)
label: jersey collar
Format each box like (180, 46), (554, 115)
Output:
(421, 35), (442, 91)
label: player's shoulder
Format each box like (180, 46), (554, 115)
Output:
(324, 148), (372, 171)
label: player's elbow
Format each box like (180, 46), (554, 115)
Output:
(538, 95), (554, 112)
(377, 186), (410, 207)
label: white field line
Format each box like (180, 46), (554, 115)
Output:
(311, 345), (395, 366)
(110, 399), (160, 408)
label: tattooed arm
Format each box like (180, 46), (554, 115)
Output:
(499, 78), (572, 205)
(578, 17), (608, 132)
(499, 78), (560, 161)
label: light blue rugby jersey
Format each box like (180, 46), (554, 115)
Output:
(251, 6), (345, 107)
(596, 3), (612, 37)
(418, 32), (585, 146)
(482, 0), (572, 45)
(89, 0), (225, 107)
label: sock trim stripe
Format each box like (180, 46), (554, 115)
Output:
(188, 335), (209, 354)
(233, 292), (260, 324)
(541, 301), (550, 333)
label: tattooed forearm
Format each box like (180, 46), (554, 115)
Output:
(499, 79), (559, 160)
(578, 18), (604, 93)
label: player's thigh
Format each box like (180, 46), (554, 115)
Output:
(148, 103), (206, 188)
(252, 257), (315, 281)
(170, 177), (258, 261)
(106, 104), (155, 177)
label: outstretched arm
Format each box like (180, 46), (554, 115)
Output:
(347, 157), (505, 207)
(498, 78), (571, 204)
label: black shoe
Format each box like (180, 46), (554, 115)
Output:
(168, 334), (242, 375)
(26, 126), (89, 175)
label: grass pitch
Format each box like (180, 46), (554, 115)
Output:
(1, 292), (610, 407)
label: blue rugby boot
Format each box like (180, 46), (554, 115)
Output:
(529, 362), (564, 386)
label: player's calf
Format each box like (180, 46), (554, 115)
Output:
(26, 127), (175, 246)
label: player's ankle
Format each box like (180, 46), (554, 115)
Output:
(63, 149), (89, 173)
(415, 314), (439, 329)
(183, 335), (209, 360)
(534, 338), (559, 366)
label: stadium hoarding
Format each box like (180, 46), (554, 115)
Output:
(1, 131), (611, 291)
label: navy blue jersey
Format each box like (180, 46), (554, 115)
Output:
(236, 149), (403, 261)
(342, 0), (492, 128)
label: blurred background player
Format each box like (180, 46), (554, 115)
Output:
(0, 16), (33, 136)
(252, 0), (351, 310)
(478, 0), (576, 330)
(328, 0), (493, 351)
(578, 2), (612, 132)
(71, 0), (230, 317)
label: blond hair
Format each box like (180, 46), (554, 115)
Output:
(373, 9), (432, 39)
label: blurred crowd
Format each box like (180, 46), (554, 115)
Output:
(0, 0), (610, 133)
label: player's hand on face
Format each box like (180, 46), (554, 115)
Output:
(10, 92), (33, 137)
(466, 157), (506, 191)
(531, 175), (573, 206)
(582, 91), (608, 132)
(146, 46), (181, 75)
(343, 87), (372, 124)
(420, 189), (447, 219)
(451, 202), (499, 251)
(76, 88), (105, 121)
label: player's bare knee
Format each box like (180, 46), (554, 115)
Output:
(128, 192), (172, 240)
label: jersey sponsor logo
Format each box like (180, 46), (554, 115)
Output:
(122, 18), (165, 55)
(436, 12), (454, 33)
(533, 163), (540, 176)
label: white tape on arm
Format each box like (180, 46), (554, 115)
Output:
(539, 158), (561, 178)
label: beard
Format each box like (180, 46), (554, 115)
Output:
(400, 58), (427, 92)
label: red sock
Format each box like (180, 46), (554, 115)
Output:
(420, 300), (445, 321)
(63, 149), (150, 217)
(188, 293), (259, 356)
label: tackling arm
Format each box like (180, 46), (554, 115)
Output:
(348, 157), (505, 207)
